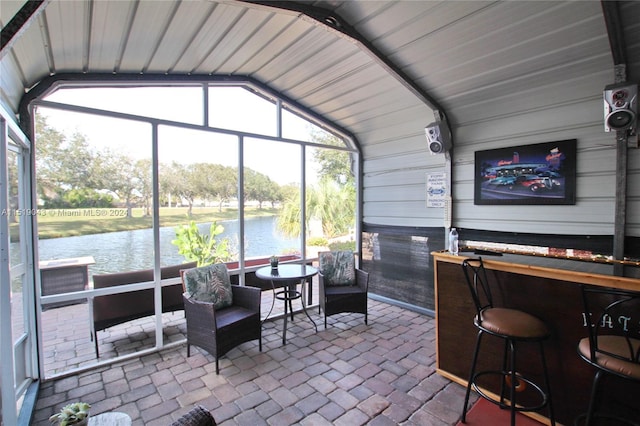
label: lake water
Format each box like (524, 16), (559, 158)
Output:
(28, 215), (298, 274)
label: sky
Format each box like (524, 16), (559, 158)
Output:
(39, 86), (330, 184)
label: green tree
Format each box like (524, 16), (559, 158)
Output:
(35, 114), (65, 201)
(94, 149), (140, 217)
(214, 165), (237, 211)
(159, 161), (182, 208)
(310, 130), (354, 186)
(56, 188), (113, 208)
(160, 162), (198, 216)
(35, 114), (101, 204)
(277, 178), (354, 239)
(276, 184), (302, 238)
(191, 163), (237, 211)
(134, 159), (153, 216)
(59, 132), (98, 189)
(245, 168), (280, 208)
(277, 131), (355, 240)
(311, 178), (355, 238)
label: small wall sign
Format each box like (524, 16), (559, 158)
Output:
(427, 172), (447, 208)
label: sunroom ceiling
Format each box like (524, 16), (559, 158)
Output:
(0, 1), (633, 146)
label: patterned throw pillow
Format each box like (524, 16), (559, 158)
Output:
(183, 263), (233, 309)
(319, 251), (356, 286)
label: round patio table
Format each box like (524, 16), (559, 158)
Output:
(256, 264), (318, 345)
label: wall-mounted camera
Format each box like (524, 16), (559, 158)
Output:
(425, 121), (452, 155)
(604, 83), (637, 135)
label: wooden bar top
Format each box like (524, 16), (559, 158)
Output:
(432, 251), (640, 291)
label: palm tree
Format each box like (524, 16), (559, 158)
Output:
(277, 178), (355, 239)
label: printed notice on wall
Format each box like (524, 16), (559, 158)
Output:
(426, 172), (447, 208)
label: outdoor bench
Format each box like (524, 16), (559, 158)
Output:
(91, 261), (197, 357)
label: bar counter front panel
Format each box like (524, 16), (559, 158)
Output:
(433, 251), (640, 425)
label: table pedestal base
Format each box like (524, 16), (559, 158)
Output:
(275, 283), (317, 344)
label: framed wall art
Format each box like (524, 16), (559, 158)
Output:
(474, 139), (577, 205)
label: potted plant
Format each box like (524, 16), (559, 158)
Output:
(269, 255), (279, 269)
(49, 402), (91, 426)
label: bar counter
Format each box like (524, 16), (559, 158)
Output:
(432, 251), (640, 425)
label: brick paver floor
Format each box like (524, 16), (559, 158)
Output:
(34, 299), (472, 425)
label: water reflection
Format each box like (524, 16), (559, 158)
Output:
(23, 216), (297, 274)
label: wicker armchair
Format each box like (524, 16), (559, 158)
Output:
(182, 264), (262, 374)
(171, 405), (216, 426)
(318, 251), (369, 328)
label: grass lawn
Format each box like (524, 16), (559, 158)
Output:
(9, 206), (279, 241)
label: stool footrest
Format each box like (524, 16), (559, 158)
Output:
(472, 370), (549, 413)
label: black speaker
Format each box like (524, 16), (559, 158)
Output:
(604, 83), (637, 134)
(425, 121), (451, 155)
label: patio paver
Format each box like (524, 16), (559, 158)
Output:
(34, 299), (473, 425)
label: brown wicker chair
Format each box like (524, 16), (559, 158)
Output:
(318, 251), (369, 328)
(182, 264), (262, 374)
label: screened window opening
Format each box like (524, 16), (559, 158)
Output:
(32, 82), (359, 378)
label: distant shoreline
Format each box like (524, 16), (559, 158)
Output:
(9, 206), (279, 241)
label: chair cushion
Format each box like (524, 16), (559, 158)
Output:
(215, 306), (258, 329)
(319, 251), (355, 286)
(324, 285), (364, 296)
(578, 335), (640, 380)
(477, 307), (549, 339)
(183, 264), (233, 309)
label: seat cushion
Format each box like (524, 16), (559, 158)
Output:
(325, 285), (364, 296)
(478, 307), (549, 339)
(215, 305), (257, 329)
(578, 336), (640, 380)
(319, 251), (356, 286)
(183, 264), (233, 309)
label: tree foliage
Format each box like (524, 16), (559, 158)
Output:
(45, 188), (114, 209)
(310, 129), (354, 185)
(245, 168), (281, 208)
(277, 178), (355, 239)
(277, 130), (356, 240)
(94, 148), (140, 217)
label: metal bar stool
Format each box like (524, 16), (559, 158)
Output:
(575, 285), (640, 426)
(460, 257), (555, 426)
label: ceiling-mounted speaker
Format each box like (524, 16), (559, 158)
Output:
(425, 121), (452, 155)
(604, 83), (637, 134)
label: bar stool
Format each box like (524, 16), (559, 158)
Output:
(460, 257), (555, 426)
(576, 285), (640, 426)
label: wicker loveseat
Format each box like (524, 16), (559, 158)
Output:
(91, 261), (196, 357)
